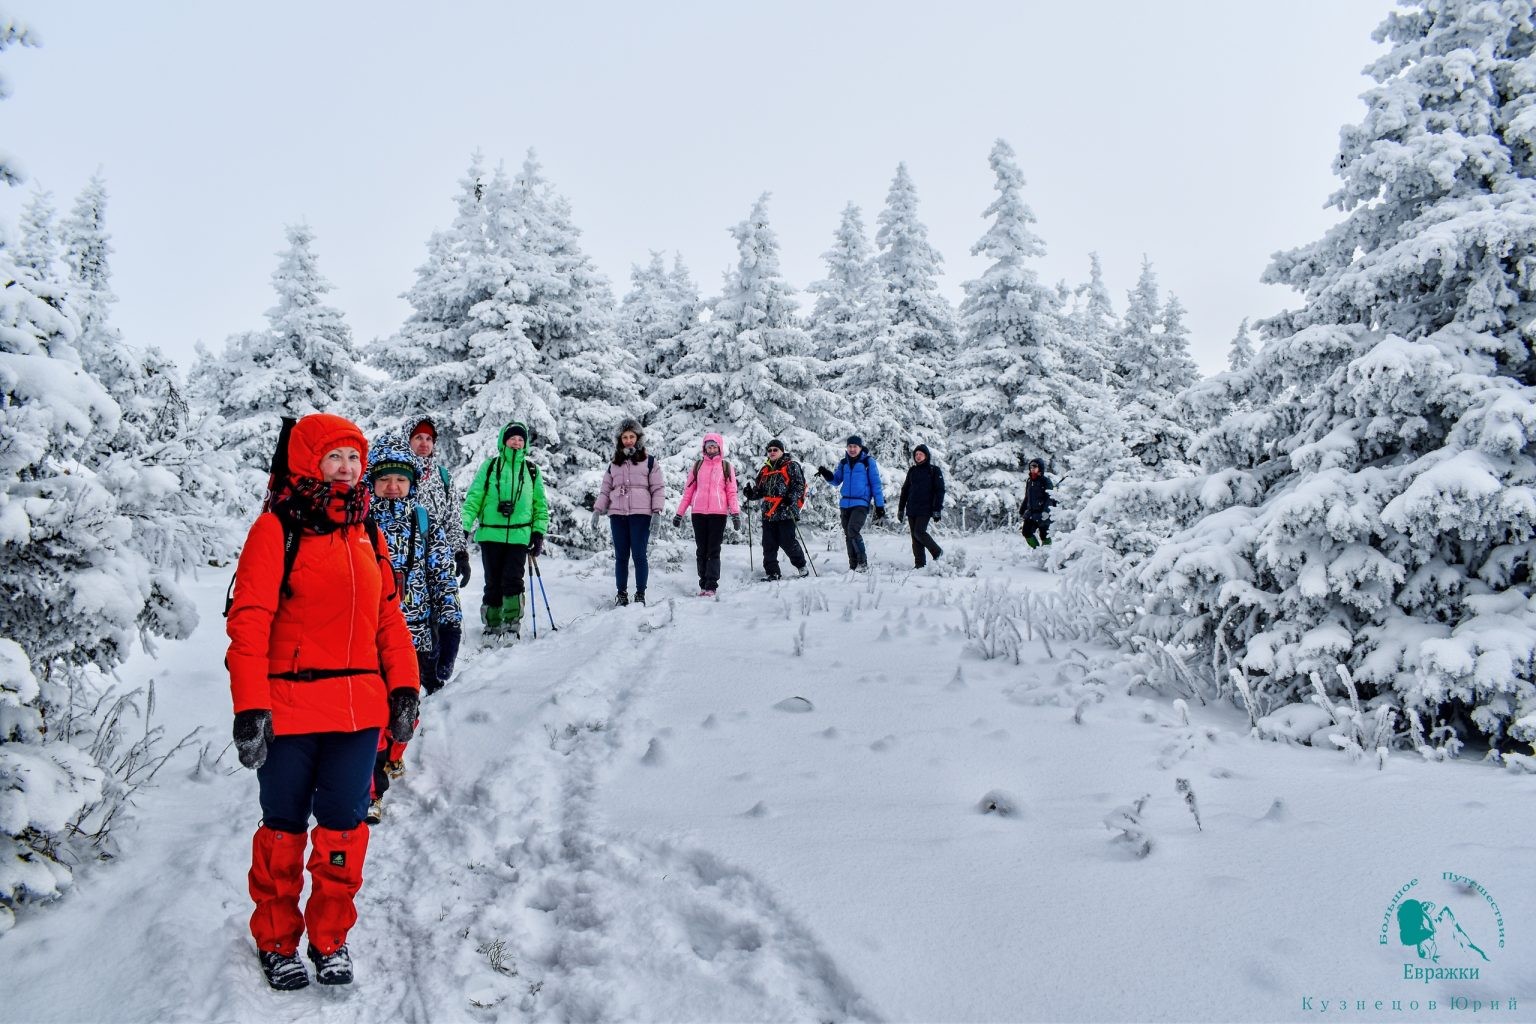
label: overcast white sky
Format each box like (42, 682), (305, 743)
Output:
(1, 1), (1388, 377)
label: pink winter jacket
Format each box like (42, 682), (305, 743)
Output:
(596, 455), (666, 517)
(676, 434), (741, 516)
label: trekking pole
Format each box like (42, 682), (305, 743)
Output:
(530, 569), (539, 640)
(744, 509), (755, 575)
(530, 555), (559, 630)
(793, 519), (820, 577)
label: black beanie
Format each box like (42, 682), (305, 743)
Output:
(766, 438), (785, 452)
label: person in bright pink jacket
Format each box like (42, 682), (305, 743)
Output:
(672, 432), (741, 596)
(591, 418), (666, 605)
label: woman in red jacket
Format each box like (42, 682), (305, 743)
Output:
(226, 413), (420, 991)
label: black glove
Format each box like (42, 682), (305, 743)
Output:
(672, 514), (684, 529)
(742, 482), (758, 500)
(897, 512), (905, 524)
(581, 491), (596, 511)
(816, 466), (834, 482)
(529, 532), (545, 558)
(233, 709), (273, 770)
(731, 514), (741, 531)
(874, 506), (886, 521)
(436, 624), (462, 684)
(454, 550), (471, 587)
(388, 687), (420, 743)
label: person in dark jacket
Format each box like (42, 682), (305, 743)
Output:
(1020, 457), (1056, 548)
(897, 444), (945, 568)
(741, 439), (808, 581)
(816, 434), (885, 572)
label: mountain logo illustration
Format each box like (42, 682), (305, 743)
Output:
(1397, 899), (1491, 964)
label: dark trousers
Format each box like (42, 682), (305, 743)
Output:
(761, 519), (805, 576)
(908, 514), (942, 566)
(840, 506), (870, 568)
(1022, 518), (1050, 545)
(258, 728), (380, 834)
(480, 540), (528, 607)
(610, 513), (652, 593)
(692, 513), (726, 590)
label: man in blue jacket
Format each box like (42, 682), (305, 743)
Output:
(816, 434), (885, 572)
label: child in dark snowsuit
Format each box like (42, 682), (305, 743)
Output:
(1020, 457), (1056, 548)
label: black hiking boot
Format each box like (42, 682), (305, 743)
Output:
(634, 590), (646, 605)
(307, 943), (354, 986)
(615, 591), (629, 607)
(763, 572), (782, 582)
(259, 950), (310, 991)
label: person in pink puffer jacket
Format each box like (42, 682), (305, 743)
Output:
(672, 432), (741, 596)
(591, 418), (666, 606)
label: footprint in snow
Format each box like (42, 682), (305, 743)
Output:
(700, 714), (719, 729)
(818, 726), (839, 739)
(869, 735), (897, 752)
(641, 738), (666, 766)
(742, 801), (772, 818)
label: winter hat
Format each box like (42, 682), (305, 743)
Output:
(702, 432), (725, 454)
(1028, 458), (1044, 471)
(503, 422), (529, 446)
(409, 418), (437, 441)
(913, 444), (932, 462)
(766, 438), (786, 452)
(368, 431), (421, 484)
(846, 435), (864, 449)
(287, 413), (369, 482)
(616, 418), (645, 445)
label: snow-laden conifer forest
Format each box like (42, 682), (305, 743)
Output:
(3, 3), (1536, 1021)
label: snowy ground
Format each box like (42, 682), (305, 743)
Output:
(2, 528), (1534, 1024)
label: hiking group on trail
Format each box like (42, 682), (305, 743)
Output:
(224, 410), (1056, 991)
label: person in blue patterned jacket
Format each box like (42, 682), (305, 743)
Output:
(364, 431), (463, 822)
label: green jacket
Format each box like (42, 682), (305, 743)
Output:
(461, 421), (550, 546)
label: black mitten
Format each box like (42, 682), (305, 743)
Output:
(388, 687), (420, 743)
(816, 466), (834, 482)
(874, 506), (886, 521)
(454, 550), (472, 587)
(233, 709), (273, 769)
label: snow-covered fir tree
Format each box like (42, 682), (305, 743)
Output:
(0, 24), (205, 925)
(1109, 259), (1200, 472)
(1228, 317), (1256, 372)
(190, 223), (360, 476)
(1127, 0), (1536, 749)
(619, 251), (699, 381)
(655, 194), (833, 475)
(1059, 252), (1117, 387)
(942, 140), (1081, 520)
(15, 185), (55, 281)
(874, 162), (959, 392)
(811, 202), (945, 465)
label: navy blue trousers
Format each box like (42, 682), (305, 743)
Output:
(610, 513), (652, 592)
(257, 728), (380, 834)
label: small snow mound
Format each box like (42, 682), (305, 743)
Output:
(742, 801), (771, 818)
(1260, 798), (1286, 822)
(1255, 703), (1332, 745)
(700, 714), (718, 729)
(977, 789), (1021, 817)
(773, 696), (814, 713)
(641, 738), (666, 766)
(869, 735), (896, 752)
(818, 726), (839, 739)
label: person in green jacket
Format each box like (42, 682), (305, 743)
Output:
(461, 421), (550, 638)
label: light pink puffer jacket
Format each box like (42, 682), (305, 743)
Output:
(596, 455), (665, 516)
(676, 433), (740, 516)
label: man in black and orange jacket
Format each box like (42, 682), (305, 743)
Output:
(740, 438), (808, 580)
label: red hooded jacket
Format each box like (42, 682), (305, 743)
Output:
(226, 414), (420, 735)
